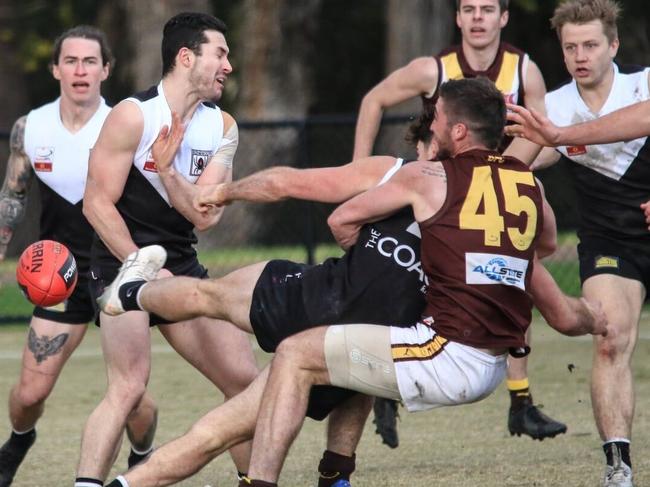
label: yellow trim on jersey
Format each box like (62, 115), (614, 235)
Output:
(494, 51), (520, 93)
(440, 52), (464, 81)
(439, 49), (520, 95)
(391, 334), (449, 362)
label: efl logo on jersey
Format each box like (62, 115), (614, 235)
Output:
(567, 145), (587, 156)
(465, 252), (528, 290)
(595, 256), (619, 269)
(190, 149), (212, 176)
(34, 146), (54, 172)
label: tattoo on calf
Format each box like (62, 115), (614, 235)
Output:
(28, 327), (69, 364)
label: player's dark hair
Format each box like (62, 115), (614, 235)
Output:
(51, 25), (114, 67)
(162, 12), (228, 76)
(405, 105), (434, 146)
(455, 0), (509, 12)
(439, 78), (506, 150)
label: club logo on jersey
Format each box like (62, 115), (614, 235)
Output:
(34, 146), (54, 172)
(466, 252), (528, 290)
(190, 149), (212, 176)
(594, 255), (619, 269)
(143, 151), (158, 172)
(567, 145), (587, 156)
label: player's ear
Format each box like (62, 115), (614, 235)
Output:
(177, 47), (194, 69)
(608, 36), (620, 58)
(452, 122), (468, 142)
(500, 9), (509, 29)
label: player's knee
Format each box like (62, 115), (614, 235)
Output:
(107, 380), (148, 410)
(12, 381), (51, 409)
(274, 335), (307, 367)
(595, 326), (633, 361)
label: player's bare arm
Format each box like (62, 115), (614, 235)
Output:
(193, 156), (398, 213)
(83, 101), (143, 261)
(515, 99), (650, 146)
(0, 116), (32, 260)
(328, 161), (446, 249)
(503, 60), (548, 164)
(156, 111), (236, 231)
(530, 258), (607, 337)
(352, 57), (439, 160)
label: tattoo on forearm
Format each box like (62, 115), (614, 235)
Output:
(420, 165), (447, 181)
(27, 327), (69, 364)
(0, 192), (26, 228)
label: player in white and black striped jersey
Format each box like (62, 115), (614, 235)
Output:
(0, 26), (158, 487)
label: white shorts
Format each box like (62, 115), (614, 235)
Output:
(324, 322), (507, 413)
(391, 322), (507, 411)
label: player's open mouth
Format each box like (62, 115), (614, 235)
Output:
(72, 82), (90, 89)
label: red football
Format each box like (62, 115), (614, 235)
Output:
(16, 240), (78, 307)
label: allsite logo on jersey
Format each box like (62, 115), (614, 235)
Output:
(465, 253), (528, 290)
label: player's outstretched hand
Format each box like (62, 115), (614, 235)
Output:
(152, 111), (185, 174)
(640, 199), (650, 230)
(193, 183), (229, 213)
(581, 297), (608, 337)
(505, 104), (563, 147)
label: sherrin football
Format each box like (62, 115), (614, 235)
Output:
(16, 240), (78, 307)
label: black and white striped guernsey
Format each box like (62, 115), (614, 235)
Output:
(546, 64), (650, 246)
(23, 98), (111, 272)
(91, 82), (228, 268)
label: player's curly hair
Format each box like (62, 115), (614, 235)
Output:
(551, 0), (621, 43)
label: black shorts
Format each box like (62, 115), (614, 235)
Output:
(249, 260), (314, 353)
(578, 237), (650, 291)
(250, 260), (358, 421)
(33, 274), (95, 325)
(89, 257), (208, 326)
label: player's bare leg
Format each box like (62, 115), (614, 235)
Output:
(0, 318), (85, 486)
(585, 274), (643, 486)
(113, 368), (269, 487)
(507, 327), (567, 441)
(247, 327), (333, 484)
(317, 394), (373, 487)
(98, 245), (266, 333)
(76, 311), (153, 483)
(159, 317), (258, 473)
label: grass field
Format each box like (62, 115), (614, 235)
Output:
(1, 317), (650, 486)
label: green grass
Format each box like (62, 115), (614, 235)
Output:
(1, 319), (650, 486)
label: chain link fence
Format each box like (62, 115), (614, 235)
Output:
(0, 116), (581, 324)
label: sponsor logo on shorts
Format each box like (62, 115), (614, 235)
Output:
(595, 255), (619, 269)
(190, 149), (212, 176)
(466, 252), (528, 290)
